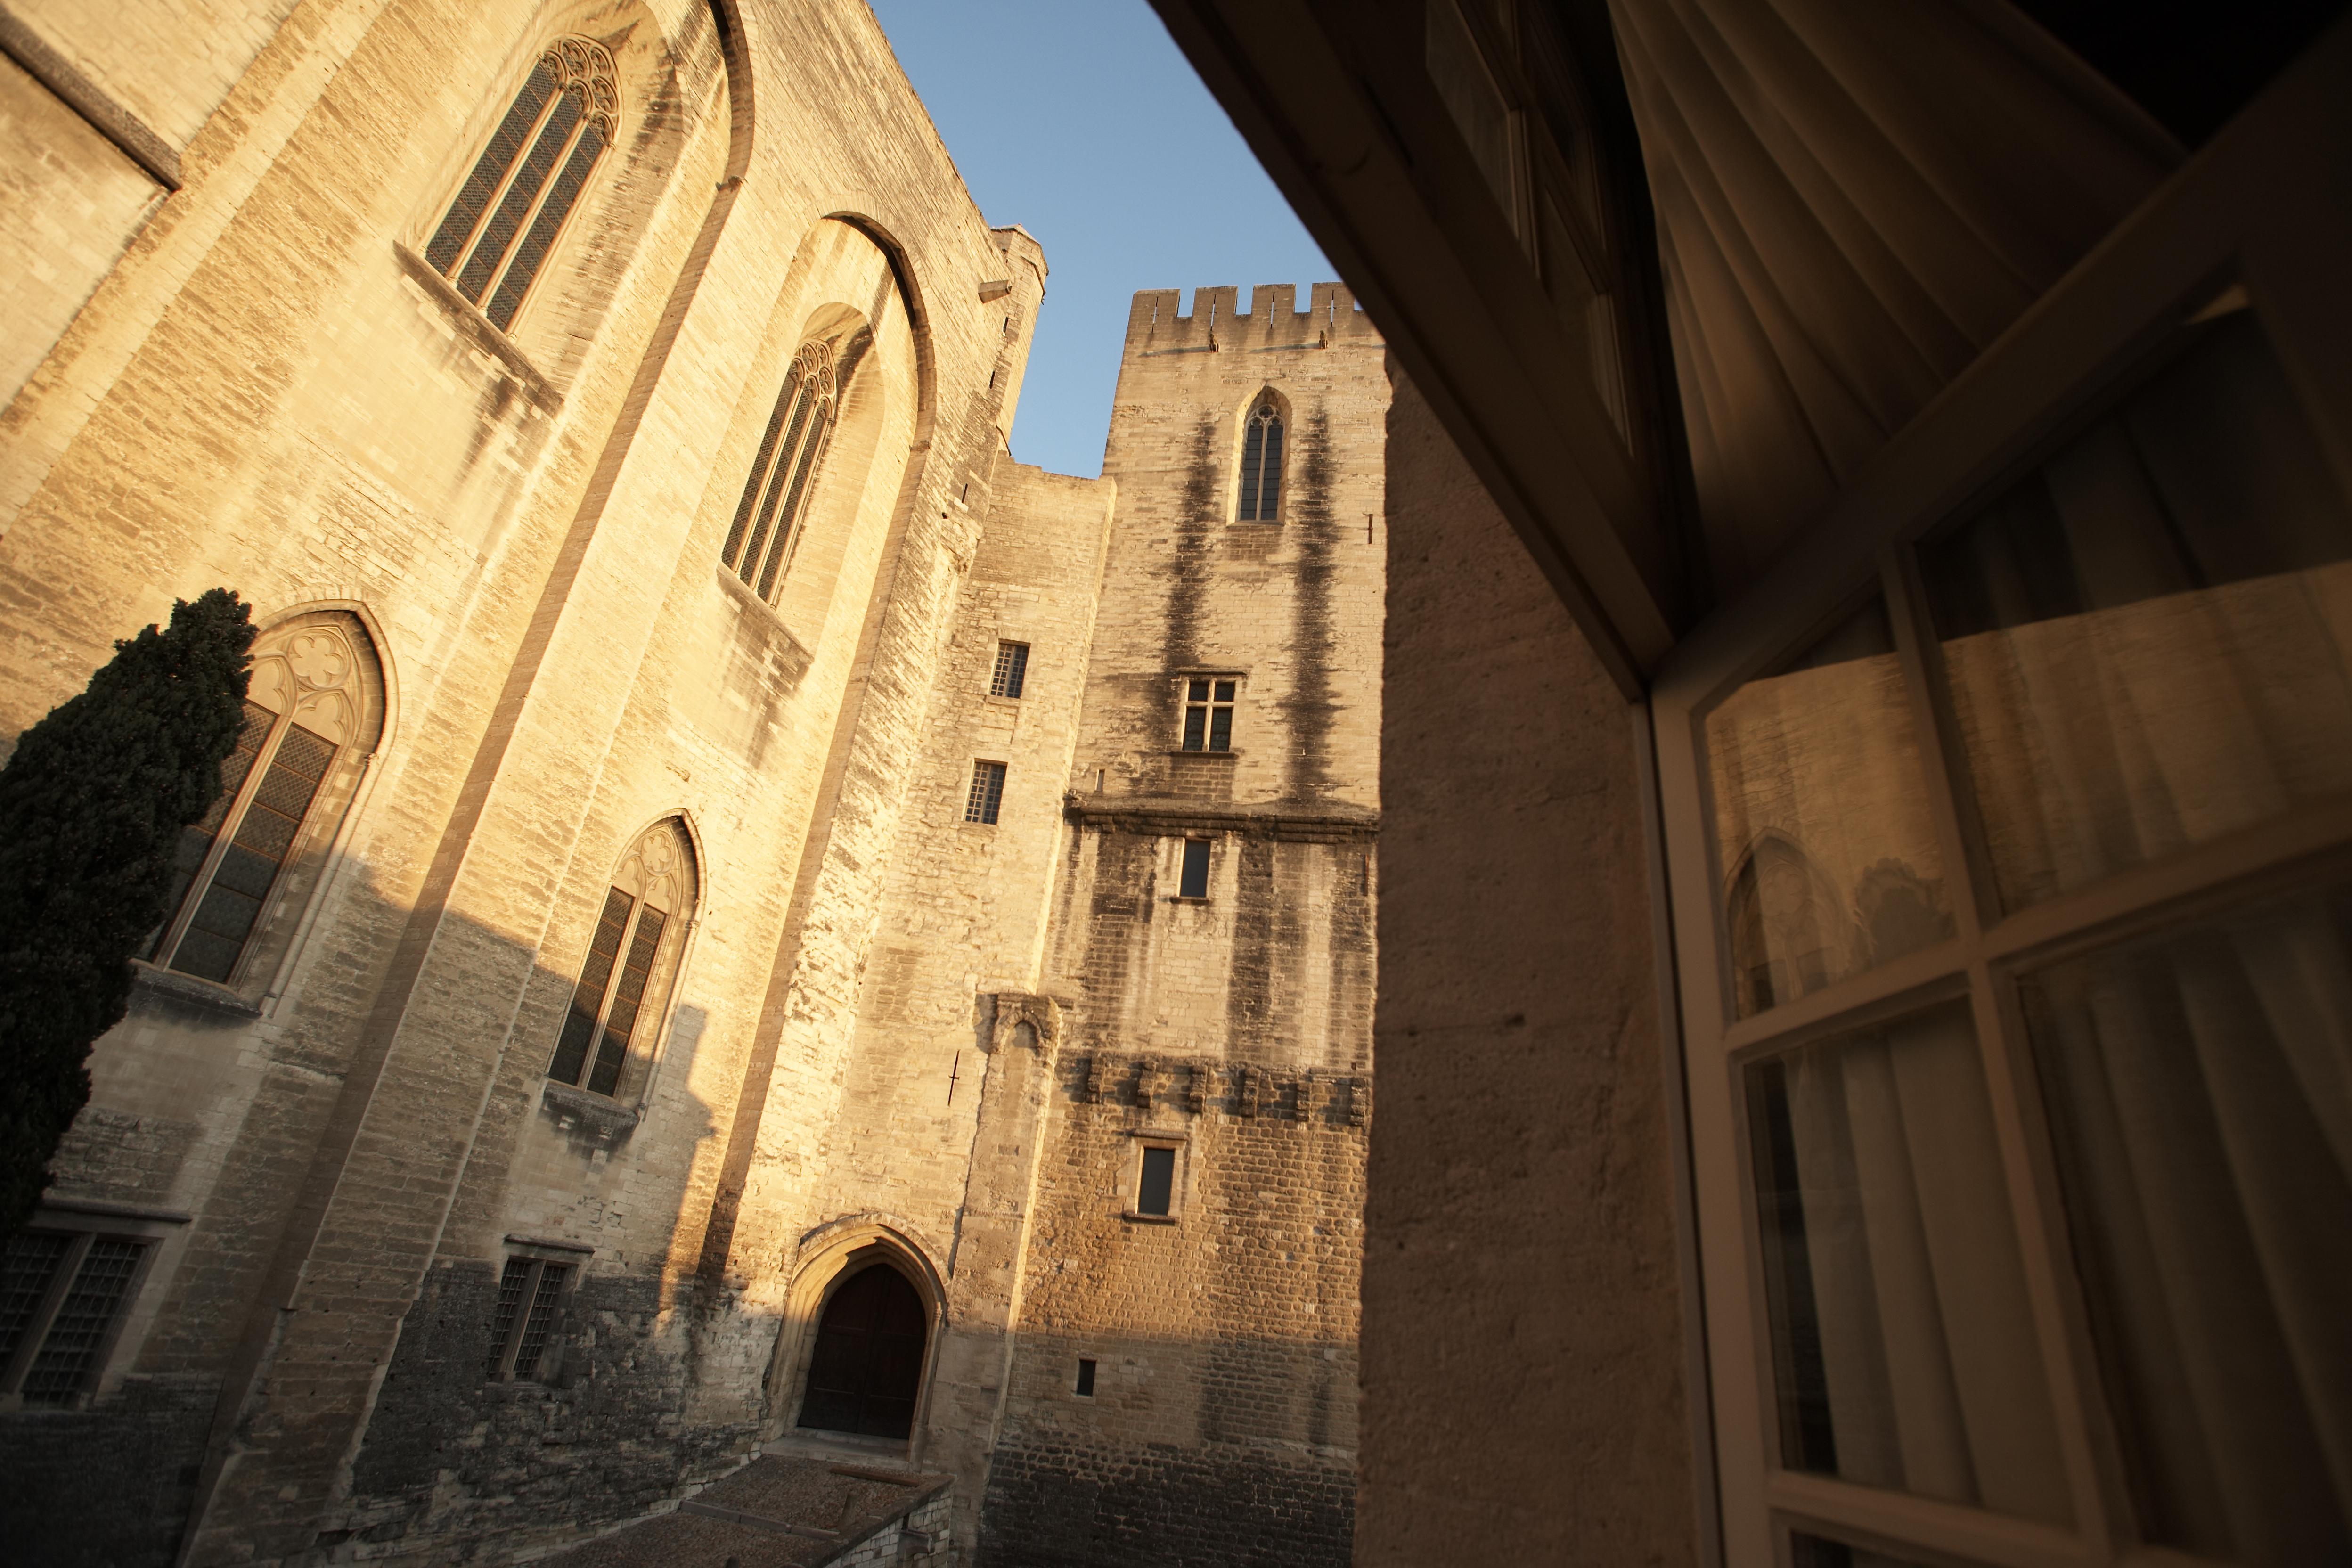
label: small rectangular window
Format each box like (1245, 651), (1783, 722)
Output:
(991, 640), (1030, 699)
(1180, 677), (1238, 752)
(485, 1256), (572, 1382)
(1178, 839), (1211, 899)
(966, 760), (1007, 825)
(1136, 1146), (1176, 1217)
(0, 1230), (150, 1405)
(1074, 1357), (1097, 1397)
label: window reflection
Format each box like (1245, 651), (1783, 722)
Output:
(1708, 599), (1954, 1017)
(1922, 309), (2352, 909)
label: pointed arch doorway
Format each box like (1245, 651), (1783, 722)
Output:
(797, 1262), (928, 1439)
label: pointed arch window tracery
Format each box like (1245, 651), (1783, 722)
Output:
(549, 818), (695, 1099)
(425, 36), (621, 331)
(150, 615), (383, 985)
(1237, 393), (1285, 521)
(724, 332), (869, 602)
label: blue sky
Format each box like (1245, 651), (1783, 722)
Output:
(867, 0), (1331, 479)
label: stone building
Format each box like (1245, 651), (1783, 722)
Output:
(0, 0), (1382, 1564)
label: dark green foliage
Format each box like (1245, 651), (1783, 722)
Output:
(0, 589), (254, 1234)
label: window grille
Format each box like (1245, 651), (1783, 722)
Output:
(1181, 678), (1237, 751)
(484, 1256), (573, 1381)
(723, 332), (871, 604)
(549, 820), (693, 1099)
(965, 761), (1007, 825)
(425, 37), (619, 331)
(1, 1230), (149, 1405)
(990, 640), (1030, 699)
(1237, 396), (1284, 520)
(148, 617), (378, 986)
(1179, 839), (1211, 899)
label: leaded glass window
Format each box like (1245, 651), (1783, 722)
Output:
(966, 761), (1007, 825)
(425, 37), (619, 331)
(723, 333), (872, 603)
(1, 1230), (151, 1406)
(1237, 396), (1284, 521)
(548, 819), (694, 1100)
(148, 616), (380, 987)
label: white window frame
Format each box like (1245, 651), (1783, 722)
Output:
(1647, 46), (2352, 1568)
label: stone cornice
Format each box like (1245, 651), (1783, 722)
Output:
(1062, 792), (1379, 843)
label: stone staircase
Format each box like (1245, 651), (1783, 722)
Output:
(537, 1454), (952, 1568)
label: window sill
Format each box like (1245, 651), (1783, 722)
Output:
(1122, 1211), (1180, 1225)
(1168, 748), (1241, 760)
(391, 242), (563, 416)
(129, 961), (262, 1021)
(713, 566), (816, 678)
(540, 1080), (641, 1140)
(1167, 895), (1210, 905)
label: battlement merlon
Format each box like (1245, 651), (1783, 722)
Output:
(1122, 282), (1379, 355)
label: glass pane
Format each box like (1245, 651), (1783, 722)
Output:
(1137, 1146), (1176, 1215)
(548, 887), (632, 1086)
(484, 1258), (532, 1377)
(1923, 311), (2352, 909)
(1748, 998), (2070, 1524)
(1426, 0), (1515, 222)
(513, 1263), (568, 1379)
(169, 722), (335, 983)
(0, 1233), (71, 1364)
(2017, 886), (2352, 1567)
(23, 1238), (143, 1403)
(454, 88), (580, 304)
(1707, 600), (1955, 1018)
(425, 61), (556, 275)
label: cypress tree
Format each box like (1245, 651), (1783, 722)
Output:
(0, 588), (254, 1234)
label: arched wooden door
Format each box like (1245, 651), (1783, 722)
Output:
(798, 1263), (928, 1439)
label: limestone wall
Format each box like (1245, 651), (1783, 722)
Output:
(973, 286), (1389, 1567)
(1357, 368), (1700, 1568)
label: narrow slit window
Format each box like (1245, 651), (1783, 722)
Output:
(991, 641), (1030, 699)
(1181, 678), (1238, 752)
(424, 37), (618, 331)
(148, 618), (380, 987)
(966, 761), (1007, 825)
(485, 1256), (574, 1382)
(722, 332), (871, 605)
(1179, 839), (1211, 899)
(1136, 1145), (1177, 1216)
(1074, 1357), (1097, 1397)
(1237, 396), (1285, 520)
(547, 820), (694, 1100)
(1, 1230), (150, 1405)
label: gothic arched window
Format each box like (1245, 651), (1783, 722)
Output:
(549, 819), (695, 1100)
(1237, 394), (1285, 521)
(724, 333), (870, 602)
(424, 36), (620, 331)
(149, 614), (384, 986)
